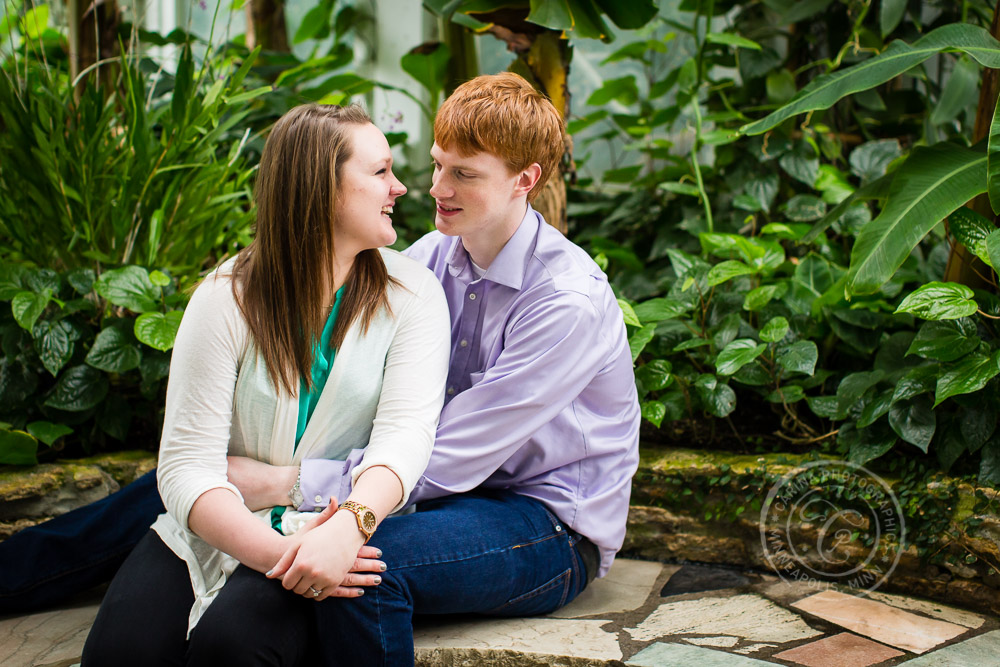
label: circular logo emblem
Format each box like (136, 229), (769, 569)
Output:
(760, 460), (905, 595)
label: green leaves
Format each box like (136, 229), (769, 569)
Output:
(741, 24), (1000, 136)
(95, 267), (160, 313)
(848, 143), (987, 295)
(401, 42), (450, 106)
(695, 374), (737, 418)
(716, 339), (766, 375)
(0, 428), (38, 466)
(895, 282), (979, 320)
(934, 352), (1000, 407)
(777, 341), (819, 376)
(44, 365), (109, 412)
(990, 81), (1000, 215)
(134, 312), (183, 352)
(907, 319), (979, 361)
(949, 208), (995, 266)
(12, 290), (51, 331)
(86, 324), (141, 373)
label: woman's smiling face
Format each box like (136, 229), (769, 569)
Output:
(335, 122), (407, 256)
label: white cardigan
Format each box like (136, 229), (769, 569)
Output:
(151, 249), (450, 631)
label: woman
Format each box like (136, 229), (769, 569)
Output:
(81, 104), (451, 665)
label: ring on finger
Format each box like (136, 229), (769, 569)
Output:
(309, 586), (322, 598)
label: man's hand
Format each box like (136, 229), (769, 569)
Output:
(268, 510), (383, 601)
(227, 456), (298, 511)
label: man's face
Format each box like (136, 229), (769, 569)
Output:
(428, 142), (523, 239)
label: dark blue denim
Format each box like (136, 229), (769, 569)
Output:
(0, 469), (163, 615)
(314, 489), (589, 667)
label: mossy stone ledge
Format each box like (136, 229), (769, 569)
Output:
(624, 446), (1000, 615)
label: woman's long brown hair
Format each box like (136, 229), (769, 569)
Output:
(230, 104), (394, 395)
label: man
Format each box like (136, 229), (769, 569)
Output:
(1, 73), (639, 663)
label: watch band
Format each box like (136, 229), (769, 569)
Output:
(340, 500), (377, 543)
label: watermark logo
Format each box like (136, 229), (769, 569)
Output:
(760, 459), (905, 595)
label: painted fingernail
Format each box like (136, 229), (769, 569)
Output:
(375, 549), (383, 557)
(379, 562), (387, 571)
(266, 570), (274, 577)
(357, 589), (365, 596)
(373, 576), (382, 584)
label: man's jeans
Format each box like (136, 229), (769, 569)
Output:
(314, 489), (591, 667)
(0, 470), (163, 614)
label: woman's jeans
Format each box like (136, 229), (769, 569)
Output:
(314, 489), (591, 666)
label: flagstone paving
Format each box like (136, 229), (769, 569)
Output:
(1, 558), (997, 666)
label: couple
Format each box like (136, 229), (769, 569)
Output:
(9, 73), (640, 665)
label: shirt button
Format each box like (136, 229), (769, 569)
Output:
(447, 387), (455, 395)
(314, 495), (323, 504)
(468, 293), (477, 300)
(460, 339), (468, 347)
(555, 525), (562, 532)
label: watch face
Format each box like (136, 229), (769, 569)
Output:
(361, 510), (377, 533)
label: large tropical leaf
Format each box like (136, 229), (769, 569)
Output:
(989, 87), (1000, 216)
(740, 24), (1000, 136)
(847, 143), (987, 295)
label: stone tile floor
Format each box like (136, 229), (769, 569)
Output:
(2, 559), (997, 666)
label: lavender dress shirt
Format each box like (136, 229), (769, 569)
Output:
(298, 206), (640, 576)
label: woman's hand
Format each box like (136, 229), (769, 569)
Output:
(227, 456), (298, 511)
(269, 508), (383, 601)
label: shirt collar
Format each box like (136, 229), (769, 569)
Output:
(444, 205), (539, 290)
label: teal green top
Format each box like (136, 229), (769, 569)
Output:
(272, 285), (344, 532)
(295, 286), (345, 449)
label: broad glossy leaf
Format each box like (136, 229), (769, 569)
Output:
(837, 370), (885, 415)
(743, 283), (787, 311)
(849, 139), (902, 183)
(135, 311), (184, 352)
(25, 269), (59, 294)
(991, 83), (1000, 214)
(707, 260), (754, 286)
(746, 171), (779, 212)
(741, 24), (1000, 136)
(848, 143), (987, 295)
(936, 417), (967, 472)
(44, 365), (109, 412)
(636, 360), (673, 392)
(641, 400), (667, 428)
(618, 299), (641, 327)
(792, 254), (834, 296)
(779, 142), (819, 186)
(760, 316), (789, 343)
(95, 267), (160, 313)
(27, 421), (73, 446)
(949, 207), (995, 267)
(858, 389), (893, 427)
(806, 395), (839, 418)
(889, 395), (936, 451)
(634, 297), (690, 324)
(930, 55), (979, 126)
(766, 384), (804, 403)
(695, 374), (737, 418)
(891, 365), (939, 404)
(19, 3), (48, 38)
(802, 175), (891, 245)
(988, 229), (1000, 271)
(140, 350), (171, 385)
(906, 318), (979, 361)
(629, 324), (656, 362)
(711, 313), (742, 351)
(732, 360), (771, 386)
(776, 340), (818, 376)
(840, 421), (897, 465)
(880, 0), (906, 36)
(673, 338), (710, 352)
(87, 325), (141, 373)
(716, 339), (766, 376)
(783, 194), (827, 222)
(12, 291), (50, 332)
(294, 1), (334, 43)
(593, 0), (657, 29)
(33, 320), (75, 376)
(66, 268), (95, 294)
(934, 352), (1000, 407)
(895, 282), (978, 320)
(766, 69), (797, 104)
(400, 42), (450, 98)
(0, 429), (38, 466)
(587, 76), (639, 106)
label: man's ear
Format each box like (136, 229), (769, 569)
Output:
(513, 163), (542, 198)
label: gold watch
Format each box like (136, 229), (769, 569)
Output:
(340, 500), (377, 543)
